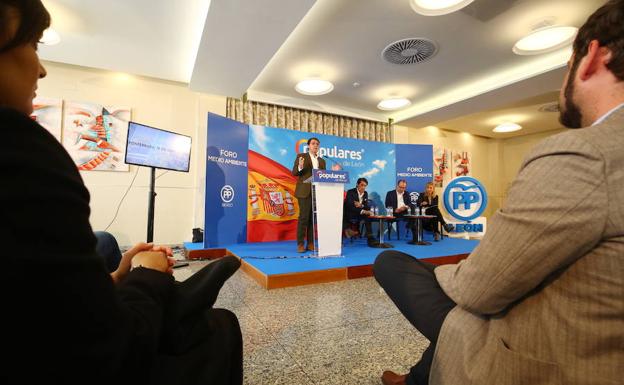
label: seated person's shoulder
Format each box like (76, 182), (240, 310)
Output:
(1, 107), (36, 130)
(529, 128), (604, 162)
(2, 107), (55, 143)
(1, 107), (76, 172)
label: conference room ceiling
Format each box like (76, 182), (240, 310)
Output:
(38, 0), (603, 138)
(433, 91), (566, 139)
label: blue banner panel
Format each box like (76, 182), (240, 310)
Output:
(395, 144), (434, 205)
(204, 113), (249, 247)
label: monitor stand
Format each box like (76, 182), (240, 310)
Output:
(146, 167), (156, 243)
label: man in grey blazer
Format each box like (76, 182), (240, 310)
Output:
(374, 1), (624, 384)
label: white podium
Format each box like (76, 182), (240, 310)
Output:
(308, 170), (349, 257)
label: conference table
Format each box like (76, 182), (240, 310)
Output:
(367, 215), (395, 248)
(404, 214), (437, 246)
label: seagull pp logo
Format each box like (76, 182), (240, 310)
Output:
(443, 177), (487, 221)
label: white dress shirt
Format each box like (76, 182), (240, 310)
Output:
(310, 153), (319, 169)
(358, 190), (365, 214)
(592, 103), (624, 126)
(298, 152), (320, 171)
(396, 191), (407, 209)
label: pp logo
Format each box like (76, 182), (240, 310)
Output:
(409, 192), (420, 205)
(443, 177), (487, 221)
(220, 185), (234, 203)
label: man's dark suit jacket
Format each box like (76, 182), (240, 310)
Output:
(384, 189), (414, 217)
(291, 152), (327, 198)
(344, 187), (370, 223)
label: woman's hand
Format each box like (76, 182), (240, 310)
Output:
(111, 243), (175, 283)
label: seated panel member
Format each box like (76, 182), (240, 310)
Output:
(344, 178), (375, 239)
(385, 179), (415, 237)
(384, 179), (413, 217)
(416, 181), (454, 241)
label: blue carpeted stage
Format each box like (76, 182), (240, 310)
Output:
(184, 236), (479, 289)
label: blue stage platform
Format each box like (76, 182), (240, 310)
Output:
(184, 237), (479, 289)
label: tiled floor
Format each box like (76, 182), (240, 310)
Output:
(174, 260), (429, 385)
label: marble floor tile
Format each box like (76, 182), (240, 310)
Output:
(244, 365), (314, 385)
(276, 314), (427, 385)
(235, 312), (274, 351)
(243, 334), (313, 385)
(241, 278), (401, 339)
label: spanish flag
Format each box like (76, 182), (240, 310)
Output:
(247, 150), (299, 242)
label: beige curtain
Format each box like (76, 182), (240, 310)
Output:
(226, 97), (391, 142)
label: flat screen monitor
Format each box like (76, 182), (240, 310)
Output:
(125, 121), (192, 172)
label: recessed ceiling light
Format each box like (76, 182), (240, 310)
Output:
(40, 28), (61, 45)
(513, 26), (577, 55)
(409, 0), (474, 16)
(377, 98), (411, 111)
(295, 79), (334, 95)
(493, 122), (522, 133)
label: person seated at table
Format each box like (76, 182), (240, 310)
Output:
(344, 178), (376, 240)
(385, 179), (416, 239)
(417, 181), (454, 241)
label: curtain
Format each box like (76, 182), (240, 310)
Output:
(226, 97), (391, 142)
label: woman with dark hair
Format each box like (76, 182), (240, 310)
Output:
(416, 182), (454, 241)
(0, 1), (242, 384)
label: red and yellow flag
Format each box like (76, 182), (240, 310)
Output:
(247, 151), (299, 242)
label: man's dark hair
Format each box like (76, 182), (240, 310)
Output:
(572, 0), (624, 81)
(307, 137), (320, 145)
(356, 178), (368, 186)
(0, 0), (50, 53)
(397, 179), (407, 186)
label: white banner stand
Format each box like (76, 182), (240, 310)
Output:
(306, 170), (349, 258)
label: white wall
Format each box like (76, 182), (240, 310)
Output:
(38, 61), (226, 246)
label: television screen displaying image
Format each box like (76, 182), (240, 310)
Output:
(125, 122), (192, 172)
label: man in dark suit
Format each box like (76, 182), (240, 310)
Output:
(291, 137), (326, 252)
(384, 179), (415, 239)
(384, 179), (413, 216)
(344, 177), (375, 239)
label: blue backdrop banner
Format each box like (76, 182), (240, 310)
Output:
(203, 114), (434, 246)
(248, 126), (397, 214)
(204, 113), (249, 247)
(395, 144), (434, 205)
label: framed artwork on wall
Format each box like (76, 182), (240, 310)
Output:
(62, 101), (131, 171)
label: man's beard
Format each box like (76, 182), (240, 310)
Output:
(559, 64), (583, 128)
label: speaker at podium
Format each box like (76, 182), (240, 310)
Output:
(305, 170), (349, 257)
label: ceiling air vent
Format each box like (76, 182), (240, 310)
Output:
(538, 102), (560, 113)
(382, 38), (438, 65)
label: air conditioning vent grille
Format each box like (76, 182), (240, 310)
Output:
(382, 38), (438, 65)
